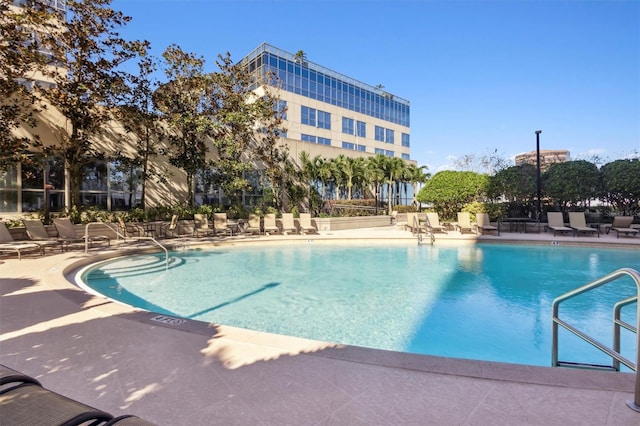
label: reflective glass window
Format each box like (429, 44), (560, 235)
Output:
(342, 117), (354, 134)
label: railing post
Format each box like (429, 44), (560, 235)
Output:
(551, 268), (640, 412)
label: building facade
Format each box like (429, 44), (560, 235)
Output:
(241, 44), (412, 165)
(515, 149), (570, 170)
(1, 39), (413, 215)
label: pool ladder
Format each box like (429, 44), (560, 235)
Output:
(84, 222), (169, 269)
(551, 267), (640, 412)
(415, 214), (435, 245)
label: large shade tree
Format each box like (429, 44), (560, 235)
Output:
(154, 45), (215, 206)
(116, 54), (166, 209)
(0, 0), (56, 167)
(417, 170), (489, 219)
(601, 158), (640, 215)
(543, 160), (600, 212)
(29, 0), (148, 207)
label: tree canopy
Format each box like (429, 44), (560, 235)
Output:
(417, 170), (488, 219)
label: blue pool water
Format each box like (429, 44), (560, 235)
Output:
(81, 243), (639, 367)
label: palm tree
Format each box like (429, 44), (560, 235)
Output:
(404, 164), (430, 209)
(366, 154), (387, 213)
(316, 157), (333, 199)
(386, 157), (406, 215)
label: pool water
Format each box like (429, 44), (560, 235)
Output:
(81, 243), (639, 367)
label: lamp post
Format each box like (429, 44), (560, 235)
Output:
(535, 130), (542, 220)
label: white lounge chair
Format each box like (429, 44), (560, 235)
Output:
(610, 216), (638, 239)
(213, 213), (234, 236)
(0, 222), (43, 260)
(53, 217), (110, 248)
(476, 213), (499, 236)
(568, 212), (598, 237)
(194, 214), (214, 237)
(244, 213), (262, 235)
(456, 212), (475, 234)
(425, 212), (448, 234)
(298, 213), (317, 234)
(263, 213), (279, 235)
(546, 212), (573, 236)
(280, 213), (297, 235)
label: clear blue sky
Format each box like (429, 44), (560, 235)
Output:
(112, 0), (640, 172)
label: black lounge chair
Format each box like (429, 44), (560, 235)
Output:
(105, 415), (157, 425)
(0, 364), (42, 391)
(0, 382), (113, 426)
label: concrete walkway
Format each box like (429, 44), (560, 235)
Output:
(1, 226), (639, 425)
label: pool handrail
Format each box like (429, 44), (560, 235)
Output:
(551, 267), (640, 412)
(84, 222), (169, 269)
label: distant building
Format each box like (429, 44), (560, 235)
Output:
(515, 149), (570, 170)
(241, 43), (412, 164)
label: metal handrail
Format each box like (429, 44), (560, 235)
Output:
(551, 267), (640, 412)
(415, 214), (434, 245)
(84, 222), (169, 269)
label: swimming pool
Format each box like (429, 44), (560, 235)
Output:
(81, 243), (639, 367)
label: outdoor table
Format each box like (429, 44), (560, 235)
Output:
(504, 217), (536, 233)
(143, 221), (166, 238)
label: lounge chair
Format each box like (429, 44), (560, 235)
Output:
(244, 213), (262, 235)
(163, 215), (190, 238)
(213, 213), (234, 236)
(194, 214), (214, 237)
(280, 213), (297, 235)
(1, 382), (114, 425)
(546, 212), (573, 236)
(425, 212), (448, 234)
(476, 213), (499, 235)
(0, 364), (42, 389)
(104, 415), (157, 425)
(406, 212), (418, 234)
(568, 212), (598, 237)
(263, 213), (279, 235)
(0, 222), (43, 260)
(22, 219), (65, 252)
(53, 217), (110, 249)
(610, 216), (639, 239)
(298, 213), (317, 234)
(456, 212), (476, 234)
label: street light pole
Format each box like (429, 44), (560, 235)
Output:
(535, 130), (542, 220)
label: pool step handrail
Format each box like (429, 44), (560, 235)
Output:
(84, 222), (169, 269)
(415, 214), (434, 245)
(551, 267), (640, 412)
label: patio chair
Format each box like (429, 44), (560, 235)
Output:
(263, 213), (279, 235)
(476, 213), (499, 236)
(163, 215), (189, 238)
(104, 415), (157, 425)
(244, 213), (262, 235)
(280, 213), (297, 235)
(298, 213), (317, 234)
(568, 212), (598, 237)
(213, 213), (234, 236)
(0, 364), (42, 390)
(22, 219), (65, 252)
(0, 222), (43, 260)
(610, 216), (639, 239)
(545, 212), (573, 236)
(194, 214), (214, 237)
(0, 382), (113, 425)
(406, 212), (418, 233)
(425, 212), (448, 234)
(53, 217), (110, 249)
(456, 212), (476, 234)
